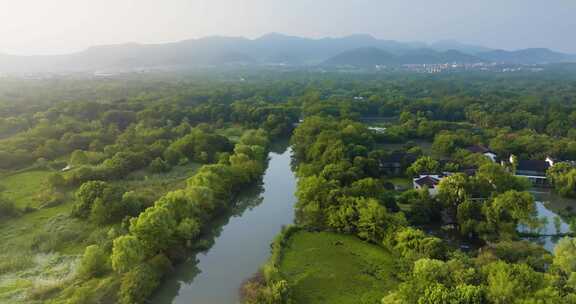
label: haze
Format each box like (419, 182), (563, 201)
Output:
(1, 0), (575, 55)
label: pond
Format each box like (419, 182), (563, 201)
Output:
(519, 191), (576, 252)
(152, 145), (297, 304)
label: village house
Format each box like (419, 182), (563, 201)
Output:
(368, 126), (387, 133)
(413, 174), (445, 196)
(509, 156), (553, 187)
(466, 145), (497, 162)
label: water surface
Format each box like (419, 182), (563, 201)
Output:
(153, 146), (297, 304)
(520, 191), (575, 251)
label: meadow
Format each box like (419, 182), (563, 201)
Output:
(278, 231), (399, 304)
(0, 170), (53, 208)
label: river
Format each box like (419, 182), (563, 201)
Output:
(151, 144), (576, 303)
(152, 144), (297, 304)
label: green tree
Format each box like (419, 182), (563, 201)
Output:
(418, 283), (451, 304)
(129, 206), (177, 252)
(483, 191), (535, 239)
(73, 181), (109, 218)
(554, 237), (576, 274)
(0, 195), (18, 219)
(78, 245), (108, 278)
(476, 162), (529, 194)
(176, 218), (201, 241)
(111, 235), (147, 273)
(392, 228), (446, 260)
(295, 175), (339, 228)
(118, 255), (170, 304)
(437, 174), (470, 219)
(547, 163), (576, 198)
(148, 157), (171, 173)
(483, 261), (543, 304)
(450, 284), (484, 304)
(357, 198), (405, 242)
(70, 150), (89, 166)
(407, 156), (441, 177)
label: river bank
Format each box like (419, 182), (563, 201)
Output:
(153, 144), (297, 304)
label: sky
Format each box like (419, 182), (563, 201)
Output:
(1, 0), (575, 55)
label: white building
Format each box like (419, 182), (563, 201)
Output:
(413, 174), (444, 196)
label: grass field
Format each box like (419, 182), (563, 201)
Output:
(0, 198), (83, 303)
(0, 170), (52, 208)
(279, 231), (398, 304)
(0, 161), (203, 303)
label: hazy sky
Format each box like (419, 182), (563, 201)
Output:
(1, 0), (575, 55)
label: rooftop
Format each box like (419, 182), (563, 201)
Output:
(414, 175), (441, 188)
(516, 160), (550, 174)
(467, 145), (494, 154)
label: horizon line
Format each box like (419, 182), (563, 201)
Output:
(0, 32), (570, 57)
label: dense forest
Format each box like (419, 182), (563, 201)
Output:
(2, 70), (576, 303)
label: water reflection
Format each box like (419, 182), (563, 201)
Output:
(519, 191), (576, 252)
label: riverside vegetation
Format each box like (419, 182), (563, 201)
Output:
(2, 70), (576, 303)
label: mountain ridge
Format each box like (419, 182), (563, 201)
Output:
(0, 33), (574, 73)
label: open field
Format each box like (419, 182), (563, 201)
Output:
(0, 170), (52, 209)
(279, 231), (398, 304)
(0, 198), (82, 303)
(0, 161), (202, 303)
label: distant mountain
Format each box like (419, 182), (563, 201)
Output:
(476, 48), (574, 64)
(324, 47), (397, 66)
(0, 34), (574, 73)
(430, 40), (492, 54)
(324, 48), (483, 66)
(398, 49), (481, 64)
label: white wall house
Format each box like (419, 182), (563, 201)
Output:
(413, 174), (443, 196)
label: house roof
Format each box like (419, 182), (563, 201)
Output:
(467, 145), (494, 154)
(516, 160), (550, 173)
(414, 175), (441, 188)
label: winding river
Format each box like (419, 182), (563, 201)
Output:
(153, 144), (297, 304)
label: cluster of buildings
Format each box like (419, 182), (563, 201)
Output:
(412, 145), (563, 195)
(374, 63), (548, 74)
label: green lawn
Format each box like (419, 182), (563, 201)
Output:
(0, 170), (52, 208)
(279, 231), (399, 304)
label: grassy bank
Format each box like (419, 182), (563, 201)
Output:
(0, 170), (53, 208)
(256, 230), (399, 304)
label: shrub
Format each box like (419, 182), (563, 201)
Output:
(148, 157), (171, 173)
(78, 245), (109, 278)
(119, 254), (171, 304)
(0, 195), (18, 219)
